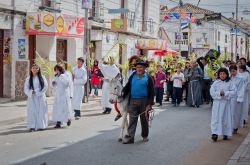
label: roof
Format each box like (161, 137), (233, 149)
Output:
(162, 3), (214, 15)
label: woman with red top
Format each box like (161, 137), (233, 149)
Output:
(91, 60), (101, 97)
(154, 64), (166, 107)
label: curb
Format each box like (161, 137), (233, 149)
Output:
(0, 99), (101, 126)
(227, 132), (250, 165)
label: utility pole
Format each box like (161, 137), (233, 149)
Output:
(178, 0), (182, 56)
(235, 0), (239, 61)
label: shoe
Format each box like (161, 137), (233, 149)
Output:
(223, 135), (229, 140)
(75, 116), (80, 120)
(114, 113), (122, 121)
(29, 128), (35, 132)
(211, 134), (218, 142)
(176, 104), (180, 107)
(142, 137), (149, 142)
(233, 128), (238, 134)
(173, 104), (176, 107)
(118, 138), (123, 142)
(37, 129), (45, 131)
(106, 108), (112, 114)
(67, 120), (71, 126)
(54, 124), (61, 129)
(122, 139), (134, 144)
(206, 101), (209, 104)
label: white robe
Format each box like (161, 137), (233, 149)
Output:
(230, 76), (245, 129)
(238, 72), (250, 121)
(210, 80), (236, 136)
(52, 74), (71, 122)
(99, 63), (120, 109)
(24, 76), (48, 130)
(72, 66), (87, 110)
(65, 70), (74, 98)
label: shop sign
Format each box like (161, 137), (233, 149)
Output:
(43, 14), (54, 27)
(136, 39), (168, 50)
(111, 19), (128, 32)
(26, 12), (84, 37)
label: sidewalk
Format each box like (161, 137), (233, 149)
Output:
(0, 96), (101, 126)
(227, 131), (250, 165)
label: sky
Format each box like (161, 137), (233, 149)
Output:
(160, 0), (250, 20)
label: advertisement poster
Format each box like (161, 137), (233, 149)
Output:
(26, 12), (84, 37)
(3, 30), (11, 64)
(18, 39), (26, 59)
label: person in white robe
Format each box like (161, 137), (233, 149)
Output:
(72, 57), (87, 120)
(24, 64), (48, 132)
(210, 68), (236, 142)
(229, 65), (245, 134)
(60, 63), (73, 124)
(52, 65), (71, 128)
(238, 65), (250, 124)
(99, 57), (120, 114)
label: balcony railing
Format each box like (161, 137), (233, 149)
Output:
(39, 0), (61, 13)
(174, 39), (188, 45)
(125, 11), (135, 28)
(89, 0), (104, 23)
(142, 18), (154, 33)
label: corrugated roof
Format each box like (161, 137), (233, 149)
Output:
(162, 3), (214, 15)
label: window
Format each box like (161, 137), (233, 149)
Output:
(225, 35), (228, 43)
(218, 31), (220, 41)
(183, 32), (188, 40)
(41, 0), (51, 7)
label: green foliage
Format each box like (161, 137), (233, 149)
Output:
(35, 51), (56, 78)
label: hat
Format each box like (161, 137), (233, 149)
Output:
(135, 60), (149, 68)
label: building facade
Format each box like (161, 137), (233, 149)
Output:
(0, 0), (162, 100)
(161, 3), (249, 60)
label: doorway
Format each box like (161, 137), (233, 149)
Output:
(56, 39), (67, 62)
(0, 30), (4, 97)
(29, 35), (36, 69)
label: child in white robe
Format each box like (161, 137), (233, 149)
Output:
(210, 68), (236, 142)
(52, 65), (71, 128)
(229, 65), (245, 134)
(24, 64), (48, 132)
(238, 65), (250, 125)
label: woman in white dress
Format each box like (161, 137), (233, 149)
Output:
(210, 68), (236, 142)
(52, 65), (71, 128)
(24, 64), (48, 132)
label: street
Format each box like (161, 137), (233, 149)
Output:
(1, 101), (249, 165)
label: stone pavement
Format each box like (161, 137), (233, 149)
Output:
(0, 96), (101, 126)
(228, 132), (250, 165)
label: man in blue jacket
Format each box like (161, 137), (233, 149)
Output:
(122, 60), (155, 144)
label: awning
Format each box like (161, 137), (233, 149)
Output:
(154, 49), (177, 56)
(136, 39), (168, 50)
(26, 12), (84, 38)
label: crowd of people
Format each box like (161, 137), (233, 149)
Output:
(23, 53), (250, 144)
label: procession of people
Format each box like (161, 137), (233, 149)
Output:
(23, 51), (250, 144)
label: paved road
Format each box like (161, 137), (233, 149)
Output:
(0, 102), (248, 165)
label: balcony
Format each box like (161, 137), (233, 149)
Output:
(39, 0), (61, 13)
(89, 0), (104, 23)
(125, 11), (135, 29)
(142, 18), (154, 34)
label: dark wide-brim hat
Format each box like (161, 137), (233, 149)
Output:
(135, 60), (149, 68)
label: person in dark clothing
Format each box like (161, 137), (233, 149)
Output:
(122, 60), (155, 144)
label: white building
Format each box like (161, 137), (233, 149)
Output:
(161, 3), (249, 60)
(0, 0), (162, 100)
(89, 0), (161, 64)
